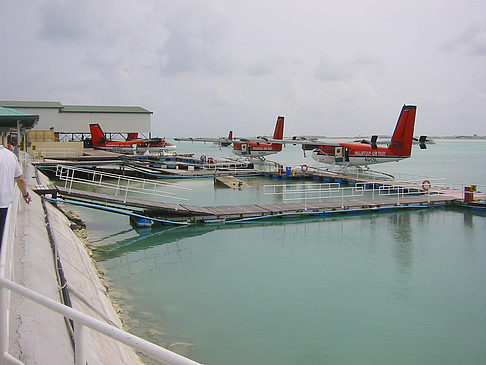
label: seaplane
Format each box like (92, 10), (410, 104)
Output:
(246, 105), (425, 169)
(175, 116), (285, 159)
(235, 116), (284, 158)
(89, 123), (176, 153)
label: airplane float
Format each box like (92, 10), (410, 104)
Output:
(245, 105), (425, 169)
(89, 123), (176, 153)
(175, 116), (285, 158)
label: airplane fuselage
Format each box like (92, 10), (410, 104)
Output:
(311, 143), (407, 166)
(232, 142), (281, 157)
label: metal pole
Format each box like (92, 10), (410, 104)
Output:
(74, 322), (86, 365)
(0, 277), (202, 365)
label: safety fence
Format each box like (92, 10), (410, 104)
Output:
(264, 181), (437, 209)
(56, 164), (192, 202)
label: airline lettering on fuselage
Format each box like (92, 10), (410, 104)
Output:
(354, 151), (386, 156)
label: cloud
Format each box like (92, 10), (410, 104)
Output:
(157, 2), (235, 76)
(314, 55), (355, 83)
(1, 0), (486, 136)
(440, 21), (486, 57)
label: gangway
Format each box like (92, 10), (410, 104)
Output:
(55, 165), (192, 203)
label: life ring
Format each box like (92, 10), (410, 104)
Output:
(422, 180), (431, 191)
(301, 164), (308, 172)
(207, 157), (214, 164)
(200, 155), (206, 163)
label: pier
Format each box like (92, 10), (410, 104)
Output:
(29, 157), (485, 226)
(33, 183), (462, 225)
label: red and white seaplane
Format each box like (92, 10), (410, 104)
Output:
(175, 116), (285, 158)
(89, 123), (176, 153)
(234, 116), (284, 158)
(247, 105), (425, 169)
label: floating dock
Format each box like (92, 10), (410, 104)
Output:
(33, 184), (465, 225)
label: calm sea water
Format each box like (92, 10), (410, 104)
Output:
(70, 140), (486, 365)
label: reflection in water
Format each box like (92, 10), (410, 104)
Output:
(388, 212), (414, 302)
(92, 207), (486, 365)
(463, 209), (474, 229)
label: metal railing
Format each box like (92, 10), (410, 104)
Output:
(0, 188), (202, 365)
(0, 192), (19, 365)
(56, 165), (192, 202)
(0, 277), (201, 365)
(264, 181), (436, 209)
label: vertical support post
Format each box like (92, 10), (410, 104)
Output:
(124, 180), (130, 203)
(74, 322), (86, 365)
(16, 120), (21, 153)
(0, 285), (8, 361)
(341, 188), (344, 209)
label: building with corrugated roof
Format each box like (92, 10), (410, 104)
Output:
(0, 101), (153, 141)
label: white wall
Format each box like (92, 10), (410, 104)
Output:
(10, 107), (151, 134)
(59, 112), (151, 134)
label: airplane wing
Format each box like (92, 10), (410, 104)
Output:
(174, 137), (234, 144)
(239, 136), (341, 147)
(353, 135), (433, 148)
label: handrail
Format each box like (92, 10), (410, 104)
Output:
(264, 181), (435, 208)
(0, 192), (19, 365)
(55, 165), (192, 202)
(0, 277), (202, 365)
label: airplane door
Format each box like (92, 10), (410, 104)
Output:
(344, 147), (350, 162)
(241, 143), (248, 155)
(335, 147), (343, 163)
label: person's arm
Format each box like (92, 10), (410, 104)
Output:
(14, 176), (31, 204)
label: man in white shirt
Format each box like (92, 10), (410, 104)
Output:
(0, 145), (31, 248)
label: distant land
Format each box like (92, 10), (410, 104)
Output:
(430, 135), (486, 139)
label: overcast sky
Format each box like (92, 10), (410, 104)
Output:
(1, 1), (485, 137)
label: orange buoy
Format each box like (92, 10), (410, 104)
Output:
(421, 180), (431, 191)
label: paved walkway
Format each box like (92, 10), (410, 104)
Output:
(8, 159), (143, 364)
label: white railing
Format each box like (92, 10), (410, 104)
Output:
(55, 165), (192, 202)
(264, 182), (435, 209)
(0, 192), (20, 365)
(264, 182), (341, 197)
(0, 189), (202, 365)
(0, 277), (202, 365)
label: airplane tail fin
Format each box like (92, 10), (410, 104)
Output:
(389, 105), (417, 157)
(127, 132), (138, 141)
(272, 116), (285, 151)
(272, 116), (285, 139)
(89, 123), (107, 147)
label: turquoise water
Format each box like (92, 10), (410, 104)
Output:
(70, 140), (486, 364)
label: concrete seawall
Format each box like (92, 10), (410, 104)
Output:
(8, 159), (143, 364)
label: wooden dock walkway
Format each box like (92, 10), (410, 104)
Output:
(33, 184), (462, 224)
